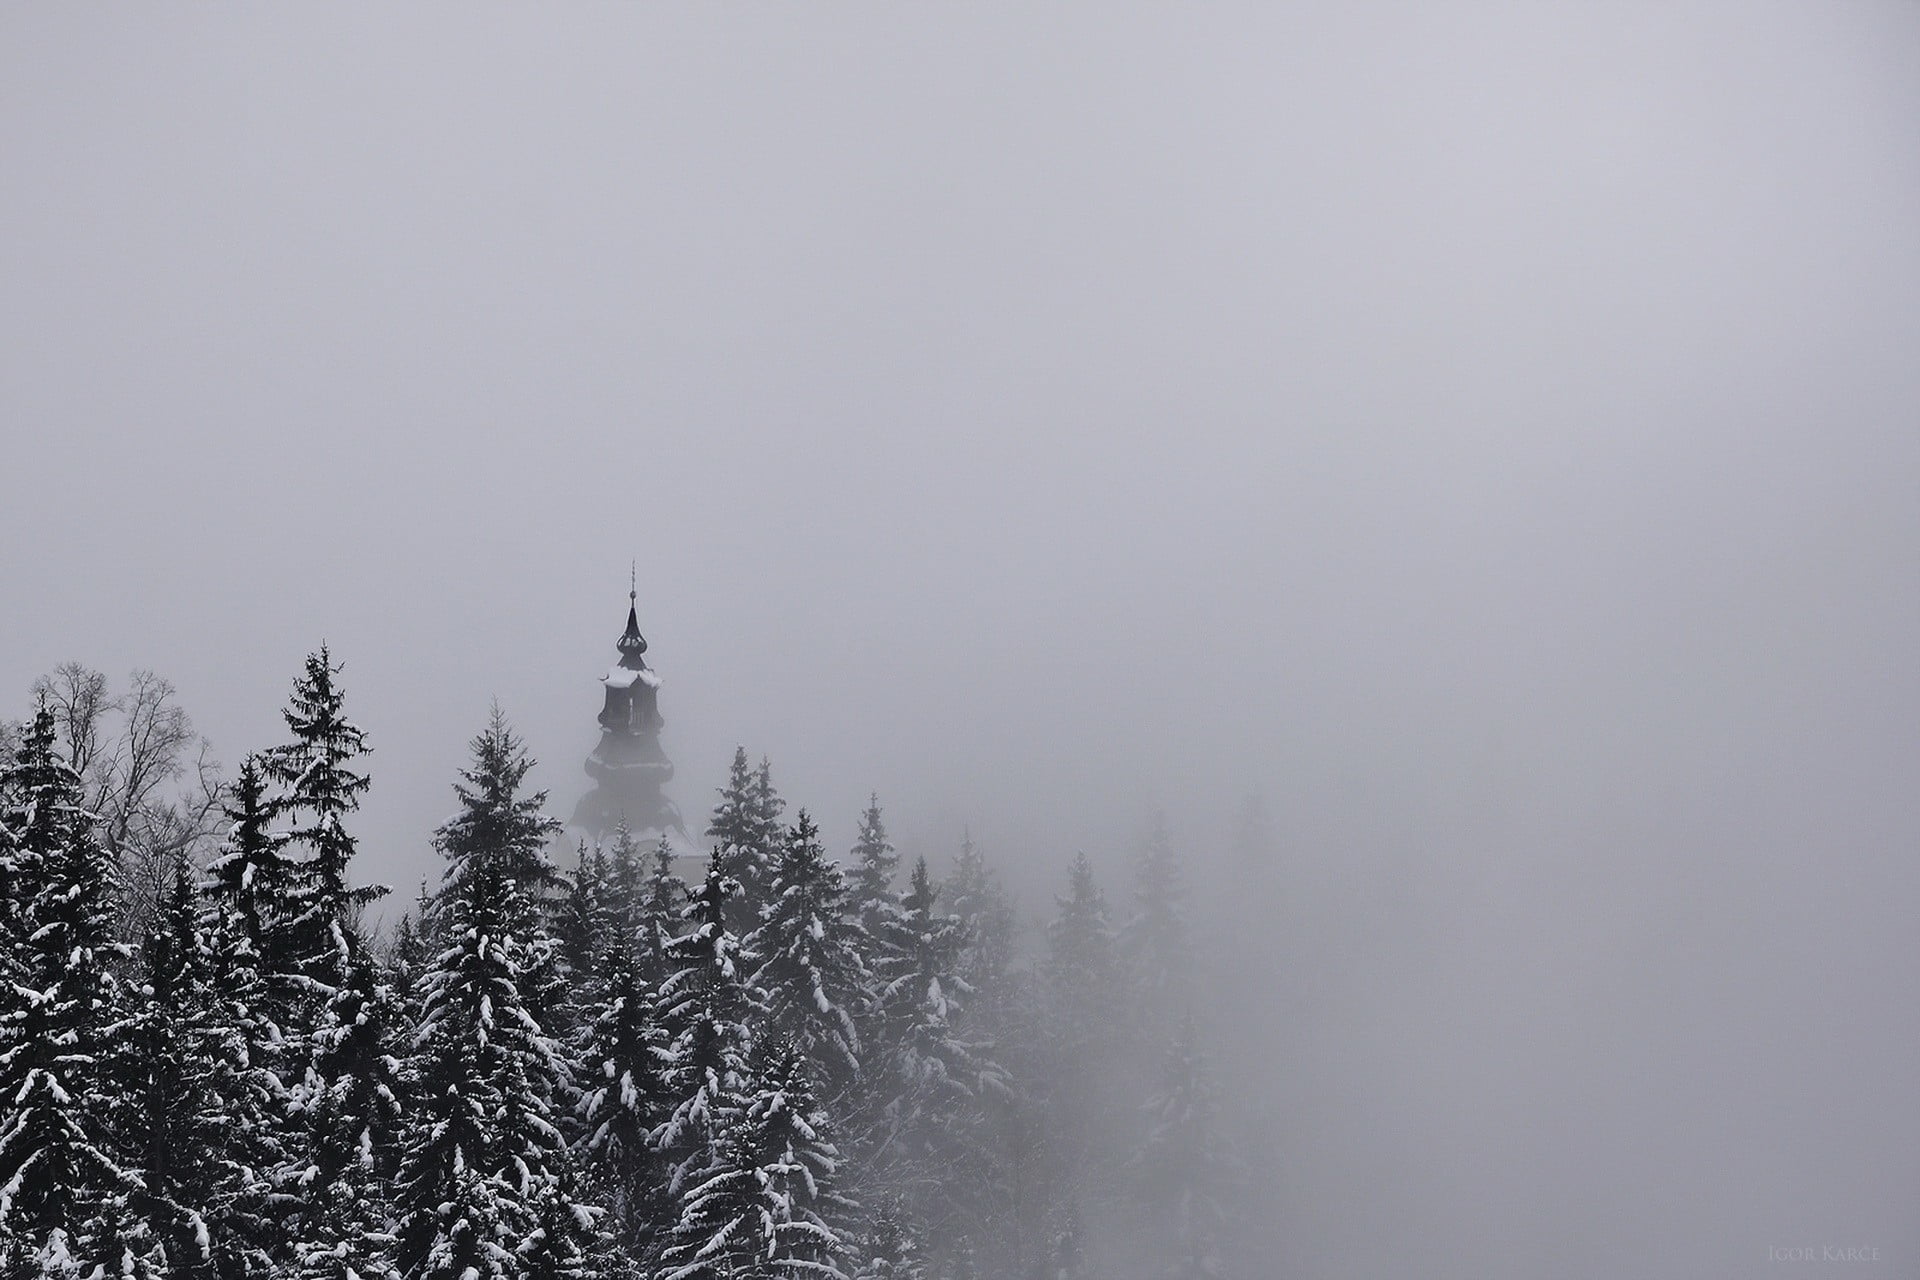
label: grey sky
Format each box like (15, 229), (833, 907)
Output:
(4, 4), (1920, 1276)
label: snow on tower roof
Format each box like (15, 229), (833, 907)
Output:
(603, 665), (662, 690)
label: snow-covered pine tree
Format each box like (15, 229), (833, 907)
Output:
(1047, 853), (1119, 1060)
(652, 859), (756, 1200)
(859, 860), (1001, 1208)
(574, 935), (670, 1258)
(203, 750), (306, 1271)
(123, 853), (229, 1276)
(433, 706), (566, 929)
(844, 796), (899, 945)
(706, 749), (784, 935)
(943, 834), (1016, 1015)
(745, 759), (785, 914)
(1134, 1016), (1239, 1280)
(204, 754), (298, 997)
(0, 708), (141, 1270)
(262, 645), (386, 998)
(395, 712), (600, 1279)
(635, 839), (685, 990)
(1121, 813), (1191, 1035)
(292, 945), (408, 1280)
(746, 811), (870, 1097)
(656, 1040), (851, 1280)
(604, 818), (646, 949)
(558, 840), (613, 992)
(197, 825), (292, 1280)
(1039, 852), (1125, 1252)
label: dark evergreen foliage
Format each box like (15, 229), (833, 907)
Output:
(262, 645), (385, 995)
(653, 860), (757, 1199)
(746, 811), (870, 1096)
(0, 708), (139, 1271)
(395, 711), (589, 1279)
(1, 658), (1250, 1279)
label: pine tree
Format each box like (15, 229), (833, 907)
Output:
(1122, 814), (1191, 1033)
(604, 819), (646, 950)
(744, 761), (784, 922)
(558, 840), (612, 991)
(635, 840), (685, 991)
(657, 1042), (850, 1280)
(433, 707), (565, 933)
(845, 797), (899, 944)
(575, 936), (670, 1257)
(747, 812), (870, 1097)
(395, 713), (596, 1277)
(291, 945), (408, 1280)
(1047, 853), (1118, 1055)
(861, 860), (996, 1182)
(123, 854), (229, 1277)
(1042, 853), (1123, 1235)
(652, 860), (756, 1199)
(706, 750), (783, 934)
(1134, 1017), (1238, 1280)
(202, 750), (304, 1275)
(197, 833), (291, 1279)
(943, 834), (1016, 1013)
(262, 645), (385, 996)
(0, 708), (140, 1269)
(204, 754), (298, 998)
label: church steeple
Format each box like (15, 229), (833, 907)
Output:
(571, 580), (682, 841)
(617, 564), (647, 659)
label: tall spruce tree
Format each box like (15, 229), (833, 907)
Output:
(1122, 814), (1191, 1040)
(652, 860), (756, 1198)
(263, 645), (385, 995)
(395, 712), (598, 1279)
(124, 853), (227, 1277)
(292, 946), (408, 1280)
(604, 818), (646, 951)
(204, 754), (297, 1004)
(197, 825), (290, 1280)
(574, 936), (669, 1259)
(706, 750), (783, 934)
(1042, 853), (1124, 1240)
(1047, 853), (1118, 1055)
(1134, 1016), (1238, 1280)
(0, 708), (141, 1271)
(845, 797), (899, 944)
(861, 859), (997, 1196)
(657, 1041), (850, 1280)
(635, 840), (685, 990)
(558, 840), (613, 992)
(747, 812), (871, 1097)
(943, 834), (1017, 1015)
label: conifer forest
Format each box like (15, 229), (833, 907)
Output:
(0, 653), (1248, 1279)
(7, 6), (1919, 1278)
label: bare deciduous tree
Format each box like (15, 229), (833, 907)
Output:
(26, 663), (227, 939)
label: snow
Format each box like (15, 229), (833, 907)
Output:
(603, 665), (663, 690)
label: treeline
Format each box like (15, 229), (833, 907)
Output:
(0, 650), (1244, 1279)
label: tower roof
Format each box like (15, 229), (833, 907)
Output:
(617, 591), (648, 658)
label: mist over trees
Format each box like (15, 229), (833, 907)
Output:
(0, 652), (1253, 1279)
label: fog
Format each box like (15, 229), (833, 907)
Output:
(5, 3), (1920, 1275)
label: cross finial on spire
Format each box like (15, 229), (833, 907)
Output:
(630, 560), (637, 602)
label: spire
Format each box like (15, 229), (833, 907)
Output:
(618, 567), (648, 658)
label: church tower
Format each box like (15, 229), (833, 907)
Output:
(571, 583), (684, 840)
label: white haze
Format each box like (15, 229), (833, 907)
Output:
(4, 4), (1920, 1276)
